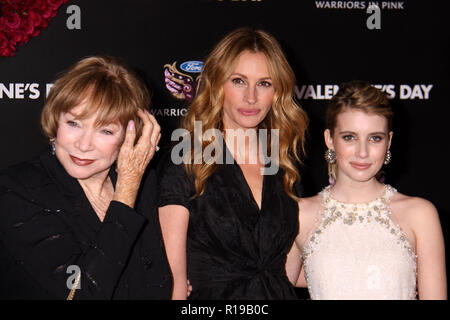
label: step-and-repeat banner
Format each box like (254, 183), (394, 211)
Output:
(1, 0), (449, 298)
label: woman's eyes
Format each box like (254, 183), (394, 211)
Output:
(66, 120), (115, 135)
(369, 135), (383, 142)
(101, 129), (114, 135)
(231, 78), (245, 85)
(258, 80), (272, 87)
(342, 135), (383, 142)
(342, 135), (355, 141)
(230, 78), (272, 87)
(67, 120), (78, 127)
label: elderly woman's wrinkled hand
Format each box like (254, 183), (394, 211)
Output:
(113, 109), (161, 208)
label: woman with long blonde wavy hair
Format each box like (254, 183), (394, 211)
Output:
(158, 27), (308, 299)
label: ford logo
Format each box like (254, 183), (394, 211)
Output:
(180, 61), (203, 73)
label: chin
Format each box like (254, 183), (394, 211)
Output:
(350, 172), (379, 183)
(63, 166), (97, 180)
(338, 169), (377, 183)
(237, 119), (264, 130)
(62, 162), (110, 180)
(57, 152), (113, 180)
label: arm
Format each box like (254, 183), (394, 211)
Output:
(286, 198), (309, 288)
(286, 239), (308, 288)
(159, 204), (189, 300)
(0, 110), (162, 299)
(288, 197), (318, 288)
(0, 189), (146, 299)
(412, 199), (447, 299)
(297, 265), (307, 287)
(285, 243), (300, 286)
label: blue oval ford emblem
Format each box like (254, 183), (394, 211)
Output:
(180, 61), (203, 73)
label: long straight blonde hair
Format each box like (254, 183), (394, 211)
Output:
(182, 28), (308, 200)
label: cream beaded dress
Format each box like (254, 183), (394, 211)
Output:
(302, 184), (417, 300)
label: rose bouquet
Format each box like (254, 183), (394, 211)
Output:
(0, 0), (68, 56)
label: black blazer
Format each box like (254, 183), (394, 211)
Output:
(0, 151), (172, 299)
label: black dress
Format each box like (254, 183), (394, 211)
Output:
(0, 151), (172, 299)
(158, 147), (300, 300)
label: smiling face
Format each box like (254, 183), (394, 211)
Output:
(54, 102), (125, 181)
(222, 51), (275, 131)
(325, 109), (392, 183)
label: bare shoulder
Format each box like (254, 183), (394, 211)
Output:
(390, 191), (440, 227)
(299, 194), (322, 217)
(295, 194), (323, 247)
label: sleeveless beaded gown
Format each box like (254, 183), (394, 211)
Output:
(302, 185), (417, 300)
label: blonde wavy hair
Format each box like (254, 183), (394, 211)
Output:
(182, 27), (308, 200)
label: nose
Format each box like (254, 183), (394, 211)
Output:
(356, 140), (369, 158)
(244, 84), (257, 105)
(74, 130), (95, 152)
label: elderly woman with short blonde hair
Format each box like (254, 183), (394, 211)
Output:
(0, 56), (171, 299)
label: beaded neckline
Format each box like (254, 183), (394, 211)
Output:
(303, 183), (417, 261)
(321, 184), (393, 208)
(302, 183), (418, 299)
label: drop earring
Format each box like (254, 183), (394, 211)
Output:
(324, 149), (336, 185)
(324, 149), (336, 164)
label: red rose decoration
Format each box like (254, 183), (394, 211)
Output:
(4, 12), (21, 28)
(0, 0), (69, 56)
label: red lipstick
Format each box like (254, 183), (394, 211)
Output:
(70, 155), (95, 166)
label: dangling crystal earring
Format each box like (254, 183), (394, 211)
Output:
(50, 138), (56, 155)
(384, 150), (391, 165)
(328, 175), (335, 186)
(324, 149), (336, 164)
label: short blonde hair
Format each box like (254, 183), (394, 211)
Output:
(41, 56), (150, 141)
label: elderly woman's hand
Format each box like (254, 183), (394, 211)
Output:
(113, 109), (161, 208)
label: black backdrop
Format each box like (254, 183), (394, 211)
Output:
(1, 0), (449, 300)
